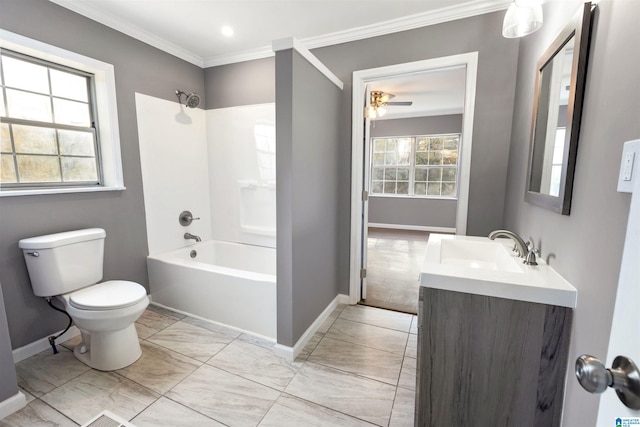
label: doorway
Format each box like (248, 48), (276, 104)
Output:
(349, 53), (479, 308)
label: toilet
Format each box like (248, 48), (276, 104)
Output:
(18, 228), (149, 371)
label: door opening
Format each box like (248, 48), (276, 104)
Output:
(349, 53), (479, 307)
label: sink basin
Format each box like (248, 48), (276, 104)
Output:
(439, 239), (523, 273)
(421, 234), (577, 308)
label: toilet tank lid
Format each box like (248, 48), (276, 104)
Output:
(19, 228), (106, 250)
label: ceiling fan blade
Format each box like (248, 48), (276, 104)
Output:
(379, 93), (395, 102)
(385, 101), (413, 106)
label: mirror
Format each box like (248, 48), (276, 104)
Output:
(525, 2), (595, 215)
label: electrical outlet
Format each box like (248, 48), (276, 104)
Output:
(618, 139), (640, 193)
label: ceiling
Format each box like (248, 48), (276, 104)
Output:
(369, 66), (467, 120)
(50, 0), (511, 67)
(49, 0), (509, 119)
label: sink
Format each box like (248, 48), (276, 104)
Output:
(439, 239), (523, 273)
(421, 234), (577, 308)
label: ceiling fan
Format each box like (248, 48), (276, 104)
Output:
(368, 90), (413, 118)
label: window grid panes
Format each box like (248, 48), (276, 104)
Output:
(0, 50), (100, 188)
(371, 134), (460, 198)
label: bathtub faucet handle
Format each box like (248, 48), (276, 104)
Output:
(179, 210), (200, 226)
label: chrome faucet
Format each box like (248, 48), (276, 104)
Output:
(184, 232), (201, 242)
(488, 229), (528, 258)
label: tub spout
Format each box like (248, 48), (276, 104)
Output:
(184, 232), (201, 242)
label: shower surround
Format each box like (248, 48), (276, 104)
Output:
(136, 93), (277, 338)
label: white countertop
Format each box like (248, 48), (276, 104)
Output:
(420, 234), (577, 308)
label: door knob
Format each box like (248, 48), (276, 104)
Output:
(575, 354), (640, 409)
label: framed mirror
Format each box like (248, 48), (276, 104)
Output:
(525, 2), (595, 215)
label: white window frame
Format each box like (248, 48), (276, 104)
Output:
(369, 133), (461, 200)
(0, 30), (124, 197)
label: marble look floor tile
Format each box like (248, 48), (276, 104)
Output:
(398, 357), (416, 391)
(116, 341), (201, 394)
(237, 333), (276, 350)
(308, 336), (403, 385)
(405, 333), (417, 359)
(0, 399), (77, 427)
(167, 364), (280, 426)
(285, 362), (395, 426)
(135, 309), (179, 339)
(182, 316), (242, 339)
(295, 332), (324, 362)
(207, 340), (299, 390)
(258, 393), (375, 427)
(40, 370), (159, 424)
(131, 397), (224, 427)
(410, 316), (418, 334)
(339, 305), (412, 332)
(60, 334), (82, 352)
(147, 320), (233, 362)
(389, 386), (416, 427)
(15, 347), (90, 397)
(325, 318), (408, 355)
(147, 304), (186, 320)
(19, 387), (36, 404)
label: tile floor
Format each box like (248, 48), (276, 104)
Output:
(364, 228), (430, 314)
(3, 303), (417, 427)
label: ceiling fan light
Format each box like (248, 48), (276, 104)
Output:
(377, 106), (387, 117)
(502, 0), (543, 38)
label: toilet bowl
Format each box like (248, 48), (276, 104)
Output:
(60, 280), (148, 371)
(18, 229), (149, 371)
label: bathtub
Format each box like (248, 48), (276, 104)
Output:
(147, 240), (277, 339)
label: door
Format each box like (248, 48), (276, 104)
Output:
(360, 84), (372, 300)
(577, 151), (640, 422)
(594, 167), (640, 422)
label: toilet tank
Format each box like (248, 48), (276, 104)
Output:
(18, 228), (106, 297)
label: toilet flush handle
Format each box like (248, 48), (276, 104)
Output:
(26, 251), (39, 257)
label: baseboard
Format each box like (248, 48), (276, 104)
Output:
(274, 293), (349, 362)
(12, 326), (81, 363)
(368, 223), (456, 233)
(148, 301), (276, 343)
(0, 391), (26, 419)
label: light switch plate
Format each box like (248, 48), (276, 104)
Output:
(618, 139), (640, 193)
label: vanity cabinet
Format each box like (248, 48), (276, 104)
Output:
(415, 286), (573, 427)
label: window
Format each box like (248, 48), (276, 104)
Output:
(1, 51), (100, 187)
(370, 133), (460, 198)
(0, 30), (123, 197)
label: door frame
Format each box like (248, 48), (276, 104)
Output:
(349, 52), (479, 304)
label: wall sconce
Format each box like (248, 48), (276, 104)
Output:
(502, 0), (543, 38)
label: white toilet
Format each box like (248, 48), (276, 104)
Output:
(18, 228), (149, 371)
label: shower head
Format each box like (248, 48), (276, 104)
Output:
(175, 90), (200, 108)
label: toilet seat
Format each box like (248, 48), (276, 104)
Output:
(69, 280), (147, 311)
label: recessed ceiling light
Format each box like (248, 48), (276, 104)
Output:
(221, 26), (234, 37)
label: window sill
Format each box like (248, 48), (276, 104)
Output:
(0, 186), (126, 197)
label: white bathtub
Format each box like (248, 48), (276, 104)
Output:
(147, 240), (277, 339)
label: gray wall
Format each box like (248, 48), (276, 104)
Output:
(206, 11), (519, 297)
(0, 282), (19, 404)
(0, 0), (204, 349)
(312, 11), (519, 293)
(502, 0), (640, 425)
(276, 49), (342, 346)
(204, 57), (275, 109)
(369, 115), (461, 228)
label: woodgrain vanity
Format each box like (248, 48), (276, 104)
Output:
(416, 234), (577, 426)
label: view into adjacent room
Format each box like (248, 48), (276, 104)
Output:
(359, 67), (466, 314)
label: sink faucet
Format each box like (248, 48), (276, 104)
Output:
(184, 232), (201, 242)
(488, 230), (528, 258)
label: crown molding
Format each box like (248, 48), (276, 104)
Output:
(48, 0), (204, 67)
(302, 0), (511, 50)
(50, 0), (510, 69)
(272, 37), (344, 90)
